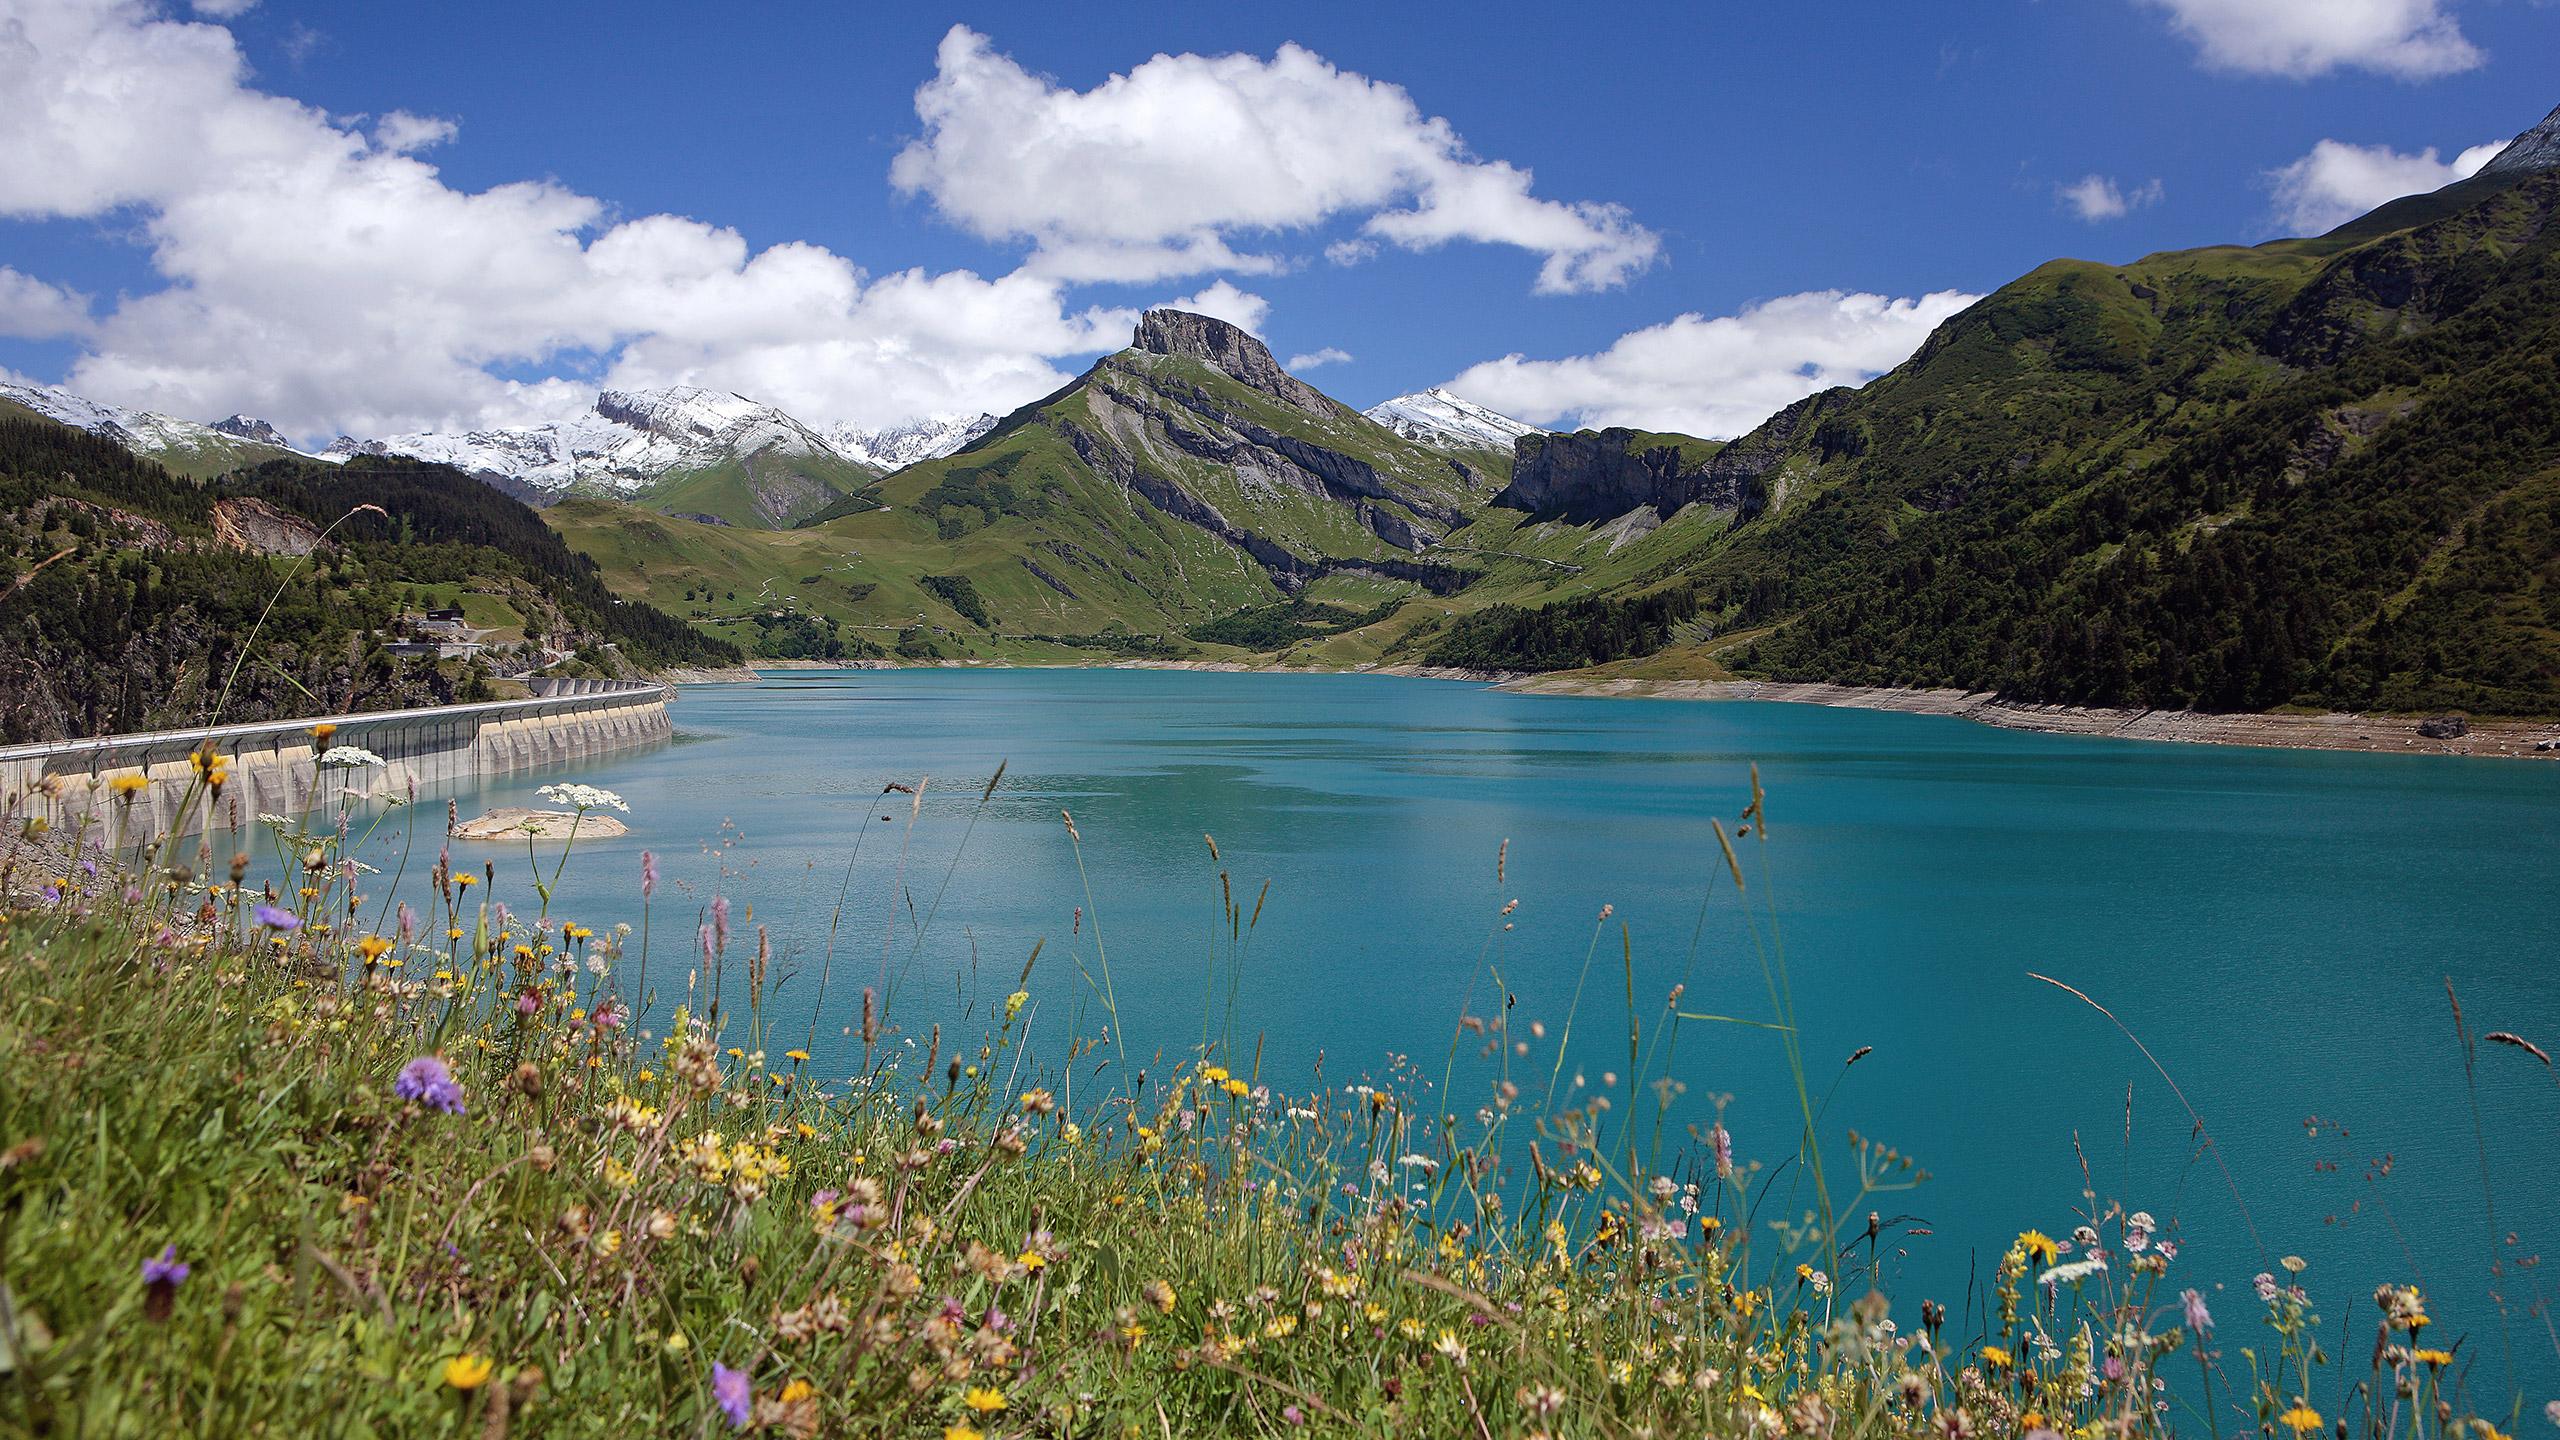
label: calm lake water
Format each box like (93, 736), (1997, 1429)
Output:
(371, 668), (2560, 1393)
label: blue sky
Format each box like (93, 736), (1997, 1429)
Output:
(0, 0), (2553, 443)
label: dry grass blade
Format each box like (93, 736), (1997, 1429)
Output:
(2484, 1031), (2552, 1066)
(2027, 971), (2265, 1263)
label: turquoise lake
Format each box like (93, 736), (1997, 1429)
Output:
(376, 668), (2560, 1392)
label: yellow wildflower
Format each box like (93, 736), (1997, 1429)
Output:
(110, 773), (149, 796)
(1980, 1345), (2013, 1370)
(442, 1354), (494, 1390)
(2017, 1229), (2060, 1266)
(2279, 1405), (2324, 1435)
(945, 1429), (985, 1440)
(962, 1385), (1007, 1414)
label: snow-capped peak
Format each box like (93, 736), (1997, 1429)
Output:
(829, 412), (999, 470)
(1362, 388), (1542, 452)
(0, 380), (331, 465)
(354, 386), (853, 496)
(211, 414), (293, 448)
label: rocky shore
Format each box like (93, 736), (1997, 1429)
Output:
(1497, 675), (2560, 759)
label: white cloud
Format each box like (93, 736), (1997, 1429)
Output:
(372, 110), (458, 155)
(2138, 0), (2482, 79)
(2059, 174), (2163, 222)
(0, 0), (1133, 442)
(189, 0), (254, 16)
(889, 26), (1659, 294)
(0, 266), (95, 338)
(1444, 289), (1981, 440)
(2266, 138), (2502, 233)
(1164, 280), (1269, 336)
(1287, 347), (1352, 372)
(1324, 238), (1377, 267)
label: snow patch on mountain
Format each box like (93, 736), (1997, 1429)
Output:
(349, 386), (858, 495)
(830, 413), (999, 470)
(0, 380), (332, 464)
(1361, 388), (1542, 452)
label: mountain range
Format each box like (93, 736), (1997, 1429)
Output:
(1, 380), (1019, 530)
(11, 99), (2560, 720)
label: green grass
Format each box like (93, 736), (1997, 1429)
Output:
(0, 759), (2528, 1437)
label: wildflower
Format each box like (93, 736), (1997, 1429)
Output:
(538, 782), (629, 813)
(141, 1243), (189, 1321)
(358, 935), (393, 963)
(641, 850), (657, 899)
(2037, 1255), (2108, 1289)
(318, 745), (386, 769)
(255, 904), (300, 931)
(394, 1056), (466, 1114)
(962, 1385), (1007, 1414)
(2123, 1210), (2155, 1253)
(2180, 1287), (2213, 1335)
(1143, 1279), (1177, 1314)
(1519, 1385), (1566, 1418)
(2279, 1404), (2324, 1435)
(1018, 1248), (1046, 1272)
(712, 1363), (751, 1428)
(2413, 1348), (2454, 1368)
(945, 1430), (985, 1440)
(443, 1354), (494, 1390)
(1711, 1123), (1734, 1178)
(110, 773), (148, 796)
(2255, 1271), (2281, 1303)
(2017, 1229), (2060, 1266)
(1980, 1345), (2013, 1371)
(785, 1049), (810, 1063)
(1004, 990), (1029, 1021)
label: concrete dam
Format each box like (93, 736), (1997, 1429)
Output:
(0, 678), (673, 849)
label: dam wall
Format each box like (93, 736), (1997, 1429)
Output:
(0, 680), (673, 849)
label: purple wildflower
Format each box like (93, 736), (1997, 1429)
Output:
(1711, 1122), (1735, 1178)
(710, 895), (730, 952)
(254, 903), (299, 931)
(394, 1055), (466, 1114)
(141, 1244), (190, 1287)
(141, 1243), (188, 1321)
(1282, 1404), (1306, 1426)
(711, 1362), (751, 1429)
(2181, 1287), (2213, 1334)
(698, 923), (714, 967)
(640, 849), (657, 900)
(396, 902), (417, 942)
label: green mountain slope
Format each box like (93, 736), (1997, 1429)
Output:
(551, 310), (1523, 656)
(0, 415), (733, 742)
(637, 448), (880, 529)
(1416, 158), (2560, 717)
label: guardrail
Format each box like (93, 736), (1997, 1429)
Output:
(0, 681), (673, 847)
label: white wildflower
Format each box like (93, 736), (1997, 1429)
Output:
(2039, 1255), (2110, 1289)
(538, 782), (629, 812)
(318, 745), (386, 768)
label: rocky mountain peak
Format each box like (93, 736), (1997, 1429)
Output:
(2480, 102), (2560, 176)
(210, 414), (290, 447)
(1132, 309), (1332, 415)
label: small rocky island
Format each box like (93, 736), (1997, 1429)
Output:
(449, 807), (629, 840)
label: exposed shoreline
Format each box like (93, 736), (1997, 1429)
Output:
(660, 657), (2560, 760)
(1491, 674), (2560, 759)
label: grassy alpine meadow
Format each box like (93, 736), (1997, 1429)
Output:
(0, 744), (2537, 1438)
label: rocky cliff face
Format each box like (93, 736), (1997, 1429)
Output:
(2480, 102), (2560, 176)
(1133, 310), (1334, 416)
(1497, 426), (1764, 525)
